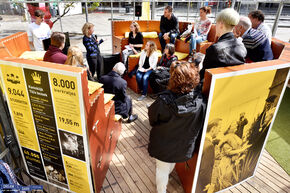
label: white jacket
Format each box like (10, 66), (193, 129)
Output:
(138, 50), (158, 71)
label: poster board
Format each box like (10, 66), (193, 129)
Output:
(192, 62), (290, 193)
(0, 60), (94, 193)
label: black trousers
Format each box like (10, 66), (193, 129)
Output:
(115, 96), (132, 119)
(87, 55), (103, 80)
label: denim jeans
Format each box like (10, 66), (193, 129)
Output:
(158, 32), (178, 51)
(189, 35), (207, 54)
(136, 70), (152, 95)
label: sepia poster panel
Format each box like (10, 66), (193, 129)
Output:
(194, 66), (290, 193)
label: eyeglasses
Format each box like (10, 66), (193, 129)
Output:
(36, 15), (44, 19)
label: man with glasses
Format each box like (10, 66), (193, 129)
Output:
(27, 9), (51, 51)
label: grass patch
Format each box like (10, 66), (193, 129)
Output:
(266, 87), (290, 175)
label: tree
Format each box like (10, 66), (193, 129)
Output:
(52, 2), (75, 24)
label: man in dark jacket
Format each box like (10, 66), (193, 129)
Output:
(99, 62), (138, 123)
(234, 16), (273, 62)
(43, 32), (67, 64)
(159, 6), (179, 51)
(200, 8), (247, 80)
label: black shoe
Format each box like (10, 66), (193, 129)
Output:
(149, 94), (158, 99)
(127, 114), (138, 123)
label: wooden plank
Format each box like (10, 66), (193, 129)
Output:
(255, 170), (288, 193)
(234, 183), (251, 193)
(259, 156), (290, 183)
(121, 111), (184, 193)
(115, 145), (154, 192)
(246, 176), (276, 193)
(240, 182), (260, 193)
(107, 164), (132, 193)
(111, 152), (143, 193)
(117, 132), (155, 185)
(102, 178), (114, 193)
(104, 168), (123, 193)
(229, 187), (241, 193)
(257, 162), (290, 190)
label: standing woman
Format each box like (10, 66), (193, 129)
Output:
(122, 22), (144, 68)
(148, 61), (206, 193)
(136, 41), (158, 101)
(82, 22), (103, 80)
(186, 6), (212, 57)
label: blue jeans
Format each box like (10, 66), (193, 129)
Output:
(189, 35), (206, 54)
(159, 32), (178, 51)
(136, 70), (152, 95)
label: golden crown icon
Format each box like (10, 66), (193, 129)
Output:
(31, 72), (41, 84)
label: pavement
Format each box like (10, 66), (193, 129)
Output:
(0, 11), (289, 54)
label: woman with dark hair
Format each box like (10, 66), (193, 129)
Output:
(186, 6), (212, 58)
(149, 43), (177, 94)
(122, 22), (144, 68)
(136, 41), (158, 101)
(148, 61), (207, 193)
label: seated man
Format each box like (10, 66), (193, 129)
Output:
(200, 8), (247, 80)
(43, 32), (67, 64)
(248, 10), (272, 44)
(99, 62), (138, 123)
(159, 5), (179, 51)
(234, 16), (273, 62)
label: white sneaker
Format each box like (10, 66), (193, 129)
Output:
(137, 95), (146, 101)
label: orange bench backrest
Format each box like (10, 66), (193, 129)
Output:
(0, 43), (12, 58)
(271, 39), (285, 59)
(207, 24), (217, 42)
(0, 32), (30, 57)
(112, 20), (191, 37)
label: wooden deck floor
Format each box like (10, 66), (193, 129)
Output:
(100, 89), (290, 193)
(24, 88), (290, 193)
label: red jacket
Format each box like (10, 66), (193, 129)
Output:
(43, 45), (67, 64)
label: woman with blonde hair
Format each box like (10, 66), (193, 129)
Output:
(82, 22), (104, 80)
(65, 46), (84, 66)
(65, 46), (94, 80)
(136, 41), (158, 101)
(148, 61), (206, 193)
(122, 21), (144, 67)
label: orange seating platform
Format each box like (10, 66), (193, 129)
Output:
(111, 20), (217, 94)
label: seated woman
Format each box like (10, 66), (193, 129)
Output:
(122, 22), (144, 68)
(186, 6), (212, 58)
(149, 43), (177, 94)
(148, 61), (207, 193)
(65, 46), (94, 81)
(82, 22), (104, 80)
(136, 41), (158, 101)
(65, 46), (84, 66)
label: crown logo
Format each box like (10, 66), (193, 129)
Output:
(31, 72), (41, 85)
(6, 73), (20, 84)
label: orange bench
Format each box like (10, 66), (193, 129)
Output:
(112, 20), (217, 94)
(112, 20), (217, 54)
